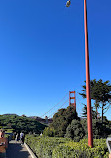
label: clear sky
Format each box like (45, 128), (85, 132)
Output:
(0, 0), (111, 119)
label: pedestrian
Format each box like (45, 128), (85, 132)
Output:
(21, 134), (25, 144)
(20, 132), (24, 145)
(15, 133), (19, 143)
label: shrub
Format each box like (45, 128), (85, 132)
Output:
(65, 119), (85, 142)
(81, 118), (111, 139)
(25, 135), (109, 158)
(25, 135), (70, 158)
(43, 127), (56, 137)
(52, 140), (109, 158)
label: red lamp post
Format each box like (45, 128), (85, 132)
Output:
(66, 0), (93, 147)
(84, 0), (93, 148)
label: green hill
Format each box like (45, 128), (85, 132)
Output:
(0, 114), (47, 134)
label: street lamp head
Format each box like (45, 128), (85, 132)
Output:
(66, 0), (71, 7)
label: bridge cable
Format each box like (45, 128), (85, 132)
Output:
(48, 99), (69, 119)
(40, 92), (69, 118)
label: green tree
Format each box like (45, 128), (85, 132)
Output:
(82, 104), (96, 119)
(50, 106), (79, 137)
(43, 127), (56, 137)
(0, 114), (47, 134)
(80, 79), (111, 122)
(94, 101), (100, 119)
(65, 119), (85, 142)
(80, 80), (100, 119)
(81, 118), (111, 138)
(82, 104), (87, 118)
(95, 80), (111, 123)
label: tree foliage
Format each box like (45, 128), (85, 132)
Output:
(81, 118), (111, 138)
(65, 119), (85, 142)
(82, 104), (97, 119)
(0, 114), (46, 134)
(50, 106), (79, 137)
(43, 127), (56, 137)
(80, 79), (111, 122)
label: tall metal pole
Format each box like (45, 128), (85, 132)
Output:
(84, 0), (93, 147)
(69, 91), (71, 106)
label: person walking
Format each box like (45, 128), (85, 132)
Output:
(15, 133), (19, 143)
(20, 132), (24, 145)
(21, 134), (25, 144)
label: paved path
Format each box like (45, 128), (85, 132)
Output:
(6, 140), (32, 158)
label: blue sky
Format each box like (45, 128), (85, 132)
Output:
(0, 0), (111, 120)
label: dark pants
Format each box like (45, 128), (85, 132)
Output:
(21, 137), (24, 144)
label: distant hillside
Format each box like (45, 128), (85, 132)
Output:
(29, 116), (53, 124)
(0, 114), (47, 134)
(3, 113), (18, 116)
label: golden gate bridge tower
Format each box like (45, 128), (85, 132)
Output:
(69, 91), (76, 110)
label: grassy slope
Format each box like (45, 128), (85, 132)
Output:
(0, 114), (47, 134)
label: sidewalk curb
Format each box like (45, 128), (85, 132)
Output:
(24, 143), (37, 158)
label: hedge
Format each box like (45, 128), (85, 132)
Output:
(25, 135), (109, 158)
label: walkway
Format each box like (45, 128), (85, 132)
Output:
(6, 140), (32, 158)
